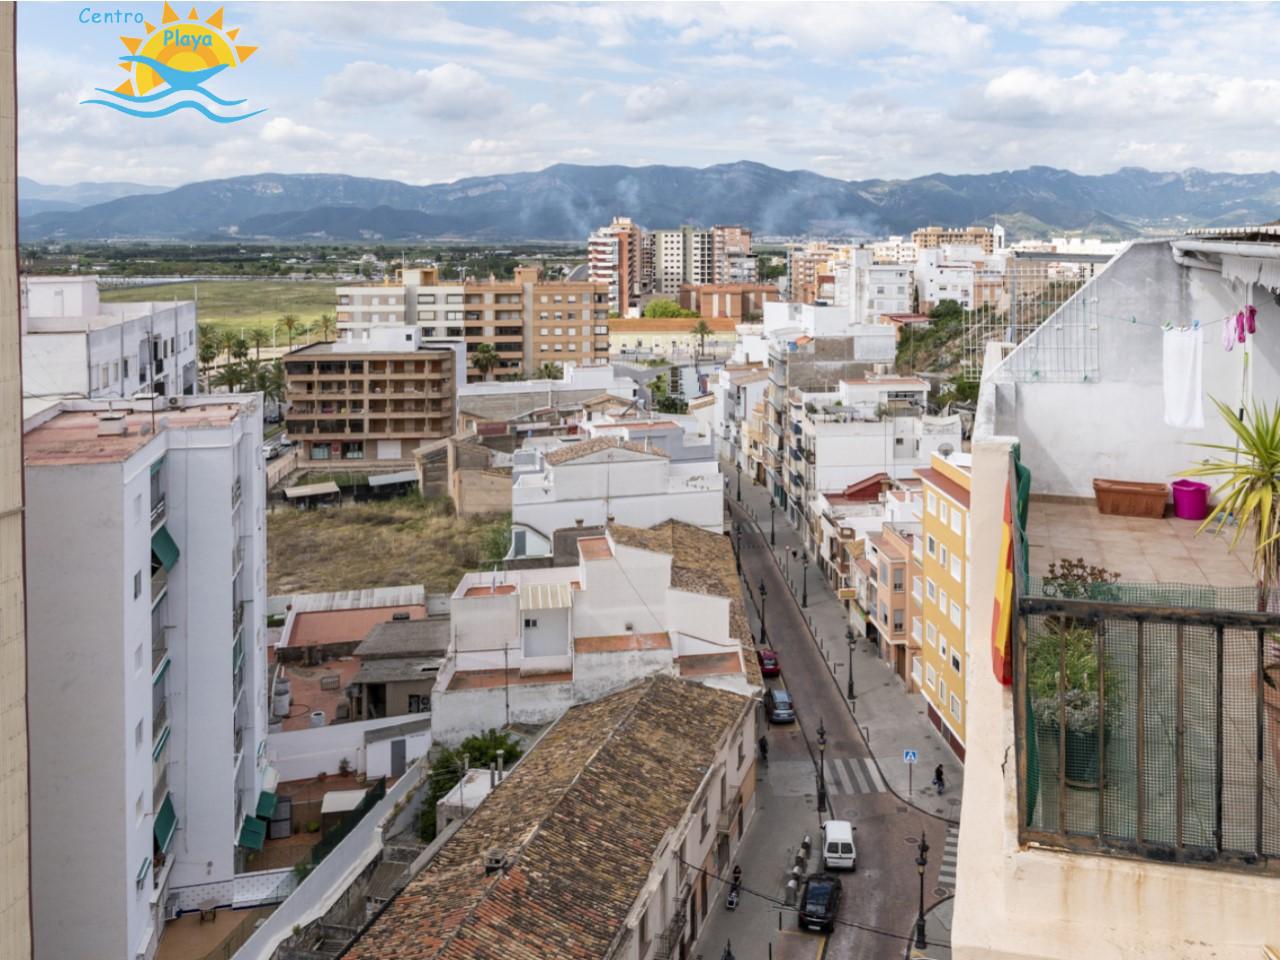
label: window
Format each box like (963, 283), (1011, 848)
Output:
(926, 491), (937, 514)
(880, 603), (889, 626)
(912, 617), (922, 642)
(926, 535), (936, 556)
(133, 493), (142, 523)
(950, 555), (962, 581)
(912, 576), (922, 601)
(539, 344), (549, 352)
(926, 578), (936, 601)
(912, 656), (922, 683)
(950, 600), (962, 626)
(446, 294), (463, 304)
(700, 802), (710, 839)
(554, 343), (563, 352)
(951, 651), (962, 673)
(134, 643), (143, 671)
(951, 510), (963, 535)
(567, 327), (577, 336)
(879, 561), (889, 583)
(939, 588), (949, 611)
(926, 664), (936, 687)
(135, 792), (144, 824)
(569, 343), (577, 351)
(939, 502), (949, 523)
(950, 693), (962, 720)
(524, 617), (538, 628)
(893, 609), (904, 633)
(135, 719), (143, 749)
(407, 694), (430, 714)
(134, 570), (142, 599)
(939, 677), (948, 701)
(418, 293), (436, 304)
(112, 361), (119, 383)
(539, 327), (549, 335)
(939, 635), (948, 658)
(926, 622), (937, 646)
(737, 738), (745, 767)
(639, 910), (649, 949)
(418, 310), (436, 321)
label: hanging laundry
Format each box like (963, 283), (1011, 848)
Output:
(1247, 304), (1258, 334)
(1163, 326), (1204, 429)
(1237, 311), (1247, 344)
(1222, 315), (1235, 352)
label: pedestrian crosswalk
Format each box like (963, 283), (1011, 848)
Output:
(822, 756), (888, 796)
(938, 824), (959, 890)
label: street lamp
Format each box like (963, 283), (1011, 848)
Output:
(915, 833), (930, 949)
(758, 579), (768, 647)
(736, 462), (742, 503)
(733, 522), (742, 576)
(770, 499), (776, 546)
(791, 548), (809, 607)
(847, 632), (857, 702)
(816, 718), (828, 822)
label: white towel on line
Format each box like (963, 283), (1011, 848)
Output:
(1163, 326), (1204, 430)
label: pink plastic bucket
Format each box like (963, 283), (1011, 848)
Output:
(1171, 479), (1210, 521)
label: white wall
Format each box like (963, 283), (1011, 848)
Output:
(267, 715), (432, 781)
(573, 546), (671, 638)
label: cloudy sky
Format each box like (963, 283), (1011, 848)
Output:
(18, 1), (1280, 187)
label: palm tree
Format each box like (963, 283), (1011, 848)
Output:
(534, 361), (562, 380)
(1184, 398), (1280, 609)
(472, 343), (499, 381)
(231, 336), (250, 362)
(248, 327), (269, 360)
(198, 338), (219, 389)
(316, 312), (336, 343)
(219, 328), (238, 364)
(690, 319), (713, 357)
(281, 313), (300, 349)
(259, 359), (286, 408)
(211, 362), (245, 393)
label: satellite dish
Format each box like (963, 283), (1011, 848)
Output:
(939, 443), (955, 458)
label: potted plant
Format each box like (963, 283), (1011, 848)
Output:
(1027, 620), (1121, 787)
(1182, 398), (1280, 773)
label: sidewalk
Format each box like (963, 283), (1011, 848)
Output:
(908, 897), (954, 960)
(728, 471), (964, 822)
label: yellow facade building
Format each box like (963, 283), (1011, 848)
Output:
(916, 452), (971, 760)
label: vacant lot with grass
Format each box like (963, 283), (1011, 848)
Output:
(101, 280), (336, 335)
(267, 496), (510, 595)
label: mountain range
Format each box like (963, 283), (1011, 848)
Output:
(19, 162), (1280, 243)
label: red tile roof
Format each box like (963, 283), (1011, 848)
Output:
(916, 467), (971, 509)
(289, 606), (426, 647)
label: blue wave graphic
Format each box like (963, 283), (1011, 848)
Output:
(83, 56), (263, 123)
(81, 98), (265, 123)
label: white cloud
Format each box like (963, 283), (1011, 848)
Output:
(319, 61), (507, 121)
(624, 80), (690, 122)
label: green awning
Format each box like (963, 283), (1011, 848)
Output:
(232, 635), (244, 673)
(136, 858), (151, 883)
(154, 794), (177, 853)
(153, 658), (170, 685)
(238, 816), (267, 851)
(151, 725), (170, 761)
(151, 526), (180, 571)
(256, 790), (278, 819)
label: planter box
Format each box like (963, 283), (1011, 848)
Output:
(1093, 478), (1168, 518)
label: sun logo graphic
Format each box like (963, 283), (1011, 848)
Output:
(81, 3), (263, 123)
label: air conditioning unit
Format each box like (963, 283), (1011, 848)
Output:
(167, 396), (181, 409)
(164, 892), (180, 921)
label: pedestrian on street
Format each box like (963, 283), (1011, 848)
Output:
(758, 734), (769, 763)
(933, 763), (946, 795)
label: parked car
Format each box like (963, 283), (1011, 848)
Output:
(757, 647), (781, 677)
(798, 874), (843, 932)
(822, 819), (858, 871)
(262, 435), (291, 460)
(764, 687), (795, 724)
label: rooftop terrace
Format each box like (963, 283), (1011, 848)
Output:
(24, 402), (247, 466)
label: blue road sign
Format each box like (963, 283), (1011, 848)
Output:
(903, 749), (919, 764)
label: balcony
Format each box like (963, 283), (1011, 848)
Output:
(232, 542), (244, 577)
(151, 566), (168, 606)
(153, 696), (168, 736)
(150, 494), (166, 530)
(654, 878), (692, 960)
(153, 764), (168, 811)
(232, 601), (245, 637)
(233, 725), (244, 758)
(231, 476), (242, 509)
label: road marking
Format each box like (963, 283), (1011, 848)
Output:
(939, 824), (960, 889)
(861, 757), (889, 792)
(824, 758), (851, 793)
(821, 757), (888, 796)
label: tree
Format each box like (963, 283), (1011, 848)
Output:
(643, 298), (699, 319)
(316, 312), (336, 343)
(281, 313), (300, 349)
(259, 359), (286, 407)
(248, 327), (269, 360)
(928, 298), (964, 324)
(198, 338), (219, 388)
(690, 319), (713, 356)
(472, 343), (499, 381)
(418, 729), (524, 843)
(218, 328), (238, 363)
(211, 362), (245, 393)
(231, 336), (250, 362)
(533, 361), (562, 380)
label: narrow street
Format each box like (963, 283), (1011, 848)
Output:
(695, 489), (958, 960)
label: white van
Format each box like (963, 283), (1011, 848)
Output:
(822, 819), (857, 871)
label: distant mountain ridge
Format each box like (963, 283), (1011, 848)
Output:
(18, 177), (169, 216)
(19, 162), (1280, 243)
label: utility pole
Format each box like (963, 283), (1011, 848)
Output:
(816, 718), (828, 827)
(759, 579), (768, 647)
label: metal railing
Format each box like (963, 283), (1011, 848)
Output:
(153, 696), (168, 734)
(231, 476), (242, 508)
(152, 628), (168, 670)
(1014, 579), (1280, 873)
(151, 566), (168, 604)
(153, 766), (168, 810)
(150, 494), (167, 529)
(232, 601), (245, 635)
(653, 878), (692, 960)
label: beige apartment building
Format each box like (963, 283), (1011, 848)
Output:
(336, 266), (610, 382)
(911, 224), (1003, 255)
(0, 6), (31, 956)
(283, 333), (457, 463)
(588, 216), (648, 313)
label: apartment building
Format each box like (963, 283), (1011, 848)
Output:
(349, 674), (756, 960)
(284, 327), (457, 463)
(711, 224), (756, 283)
(678, 282), (779, 320)
(336, 266), (610, 381)
(21, 276), (197, 398)
(871, 235), (918, 264)
(786, 241), (838, 304)
(866, 524), (921, 687)
(956, 236), (1280, 959)
(22, 395), (269, 960)
(911, 223), (1004, 255)
(915, 452), (971, 760)
(0, 12), (30, 952)
(588, 216), (648, 313)
(914, 246), (1008, 312)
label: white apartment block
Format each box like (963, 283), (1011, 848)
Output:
(914, 245), (1008, 312)
(21, 276), (197, 399)
(712, 367), (769, 470)
(509, 436), (722, 559)
(871, 236), (918, 264)
(433, 530), (755, 744)
(23, 395), (269, 960)
(652, 228), (688, 295)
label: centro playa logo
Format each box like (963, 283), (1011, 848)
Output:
(80, 3), (263, 123)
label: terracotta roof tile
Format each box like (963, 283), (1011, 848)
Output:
(544, 436), (669, 465)
(348, 675), (751, 960)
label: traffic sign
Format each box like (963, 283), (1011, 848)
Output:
(903, 749), (919, 764)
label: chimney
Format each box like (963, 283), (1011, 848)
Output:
(484, 849), (506, 875)
(97, 412), (127, 437)
(497, 749), (505, 782)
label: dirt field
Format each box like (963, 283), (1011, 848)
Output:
(267, 496), (509, 595)
(101, 279), (336, 335)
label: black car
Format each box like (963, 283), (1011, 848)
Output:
(764, 688), (796, 724)
(798, 874), (843, 933)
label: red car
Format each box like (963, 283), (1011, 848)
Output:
(757, 647), (781, 677)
